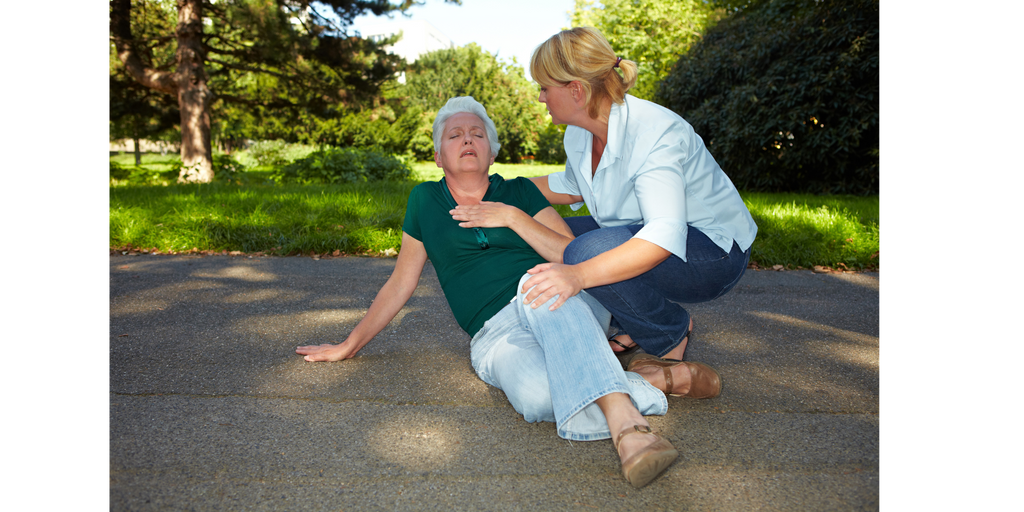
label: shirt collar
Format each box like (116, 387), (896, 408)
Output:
(603, 96), (630, 164)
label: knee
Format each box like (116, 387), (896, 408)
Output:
(564, 236), (602, 265)
(563, 228), (634, 265)
(512, 390), (555, 424)
(504, 374), (555, 423)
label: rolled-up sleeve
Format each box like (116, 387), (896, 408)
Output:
(547, 167), (586, 211)
(633, 168), (689, 260)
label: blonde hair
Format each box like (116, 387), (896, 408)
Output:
(530, 27), (638, 119)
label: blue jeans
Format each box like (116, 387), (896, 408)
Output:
(470, 273), (668, 441)
(564, 216), (750, 357)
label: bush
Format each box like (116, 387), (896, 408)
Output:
(110, 160), (131, 181)
(534, 123), (567, 164)
(273, 147), (412, 184)
(248, 139), (291, 167)
(110, 159), (180, 186)
(211, 154), (248, 183)
(657, 0), (879, 194)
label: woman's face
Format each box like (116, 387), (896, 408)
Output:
(538, 82), (576, 125)
(434, 112), (495, 174)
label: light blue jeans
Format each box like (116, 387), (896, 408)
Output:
(470, 273), (668, 441)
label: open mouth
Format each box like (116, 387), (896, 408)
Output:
(461, 149), (477, 157)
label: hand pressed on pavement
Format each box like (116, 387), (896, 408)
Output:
(295, 343), (356, 362)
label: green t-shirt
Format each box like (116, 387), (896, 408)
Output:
(403, 174), (551, 337)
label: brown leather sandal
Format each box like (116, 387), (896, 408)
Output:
(627, 354), (722, 399)
(615, 425), (679, 488)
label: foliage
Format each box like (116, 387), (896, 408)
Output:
(290, 105), (426, 155)
(534, 123), (568, 164)
(273, 147), (412, 184)
(247, 140), (292, 167)
(571, 0), (724, 101)
(657, 0), (879, 194)
(110, 152), (248, 186)
(398, 44), (548, 163)
(109, 72), (179, 144)
(108, 2), (180, 161)
(110, 0), (459, 181)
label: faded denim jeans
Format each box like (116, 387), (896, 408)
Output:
(470, 273), (667, 441)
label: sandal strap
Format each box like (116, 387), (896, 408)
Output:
(628, 357), (679, 396)
(615, 424), (655, 450)
(609, 336), (636, 351)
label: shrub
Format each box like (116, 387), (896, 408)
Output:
(534, 123), (567, 164)
(211, 154), (248, 183)
(273, 147), (412, 184)
(248, 139), (291, 167)
(110, 160), (131, 181)
(657, 0), (879, 194)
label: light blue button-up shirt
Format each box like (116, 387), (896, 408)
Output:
(547, 95), (757, 262)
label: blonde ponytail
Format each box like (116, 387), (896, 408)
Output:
(530, 27), (637, 120)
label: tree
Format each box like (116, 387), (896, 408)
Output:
(110, 0), (456, 183)
(658, 0), (879, 194)
(399, 44), (548, 163)
(110, 69), (180, 165)
(570, 0), (723, 101)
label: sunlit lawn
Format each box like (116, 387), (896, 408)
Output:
(110, 157), (878, 269)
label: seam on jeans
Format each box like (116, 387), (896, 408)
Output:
(605, 280), (682, 357)
(556, 383), (631, 441)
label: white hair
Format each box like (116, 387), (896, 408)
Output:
(432, 96), (501, 158)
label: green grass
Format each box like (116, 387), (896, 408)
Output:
(410, 161), (565, 181)
(110, 181), (415, 256)
(110, 157), (878, 269)
(743, 193), (878, 270)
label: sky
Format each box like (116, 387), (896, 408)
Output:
(348, 0), (578, 80)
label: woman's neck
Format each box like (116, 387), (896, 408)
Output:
(574, 96), (613, 148)
(443, 171), (490, 205)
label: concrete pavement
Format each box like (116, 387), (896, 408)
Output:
(109, 254), (879, 511)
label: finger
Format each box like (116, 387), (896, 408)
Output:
(526, 263), (553, 275)
(525, 283), (553, 306)
(531, 290), (561, 309)
(548, 294), (568, 311)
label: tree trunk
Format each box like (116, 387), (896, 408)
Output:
(111, 0), (214, 183)
(175, 0), (214, 183)
(133, 133), (142, 166)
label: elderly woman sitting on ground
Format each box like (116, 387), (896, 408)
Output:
(296, 96), (719, 488)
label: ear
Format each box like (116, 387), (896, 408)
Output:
(434, 151), (442, 168)
(572, 82), (585, 106)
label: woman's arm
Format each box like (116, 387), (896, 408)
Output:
(530, 175), (583, 205)
(520, 238), (670, 311)
(296, 232), (428, 361)
(449, 203), (574, 263)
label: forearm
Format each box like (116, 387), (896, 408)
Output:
(530, 176), (583, 205)
(341, 273), (418, 353)
(505, 208), (574, 263)
(339, 233), (426, 354)
(572, 237), (671, 288)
